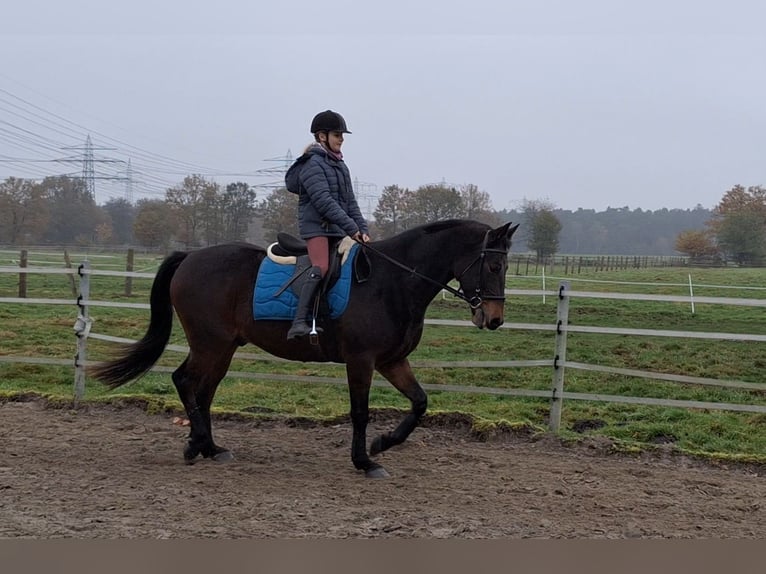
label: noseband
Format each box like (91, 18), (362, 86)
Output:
(356, 230), (507, 310)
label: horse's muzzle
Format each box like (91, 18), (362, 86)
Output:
(471, 302), (505, 330)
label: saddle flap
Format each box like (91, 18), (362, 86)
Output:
(254, 243), (360, 321)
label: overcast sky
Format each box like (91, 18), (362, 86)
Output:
(1, 1), (764, 214)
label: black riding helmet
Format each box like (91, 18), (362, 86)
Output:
(310, 110), (352, 134)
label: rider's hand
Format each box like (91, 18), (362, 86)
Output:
(352, 232), (370, 243)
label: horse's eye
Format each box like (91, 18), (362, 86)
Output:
(489, 262), (502, 274)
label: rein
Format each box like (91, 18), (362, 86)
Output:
(355, 231), (506, 309)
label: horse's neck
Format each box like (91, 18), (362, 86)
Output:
(388, 230), (462, 291)
(414, 237), (458, 281)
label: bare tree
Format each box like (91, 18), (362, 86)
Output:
(222, 182), (257, 242)
(165, 174), (218, 248)
(460, 183), (502, 226)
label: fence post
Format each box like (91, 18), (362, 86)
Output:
(18, 249), (28, 298)
(63, 249), (77, 296)
(125, 248), (134, 297)
(73, 260), (92, 406)
(549, 280), (570, 432)
(688, 273), (695, 315)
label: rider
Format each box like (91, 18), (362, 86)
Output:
(284, 109), (370, 340)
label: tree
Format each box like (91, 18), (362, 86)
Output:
(41, 175), (107, 244)
(259, 187), (299, 243)
(166, 174), (218, 248)
(373, 184), (412, 238)
(101, 198), (135, 245)
(199, 184), (224, 246)
(521, 199), (562, 261)
(221, 182), (257, 242)
(0, 177), (49, 244)
(460, 184), (498, 225)
(133, 199), (176, 249)
(94, 221), (114, 245)
(708, 185), (766, 265)
(406, 184), (464, 226)
(675, 229), (720, 262)
(717, 212), (766, 265)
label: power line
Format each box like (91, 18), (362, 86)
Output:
(56, 135), (126, 200)
(0, 85), (382, 206)
(0, 87), (230, 198)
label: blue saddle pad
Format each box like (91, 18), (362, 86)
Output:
(253, 243), (359, 321)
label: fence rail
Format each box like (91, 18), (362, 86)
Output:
(509, 253), (689, 276)
(1, 262), (766, 429)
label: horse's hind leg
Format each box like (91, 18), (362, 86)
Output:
(370, 358), (427, 456)
(172, 345), (236, 463)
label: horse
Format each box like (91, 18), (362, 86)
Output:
(88, 219), (519, 478)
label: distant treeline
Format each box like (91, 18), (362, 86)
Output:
(497, 206), (711, 256)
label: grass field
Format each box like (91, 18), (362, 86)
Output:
(2, 248), (766, 463)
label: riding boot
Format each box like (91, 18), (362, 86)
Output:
(287, 266), (324, 340)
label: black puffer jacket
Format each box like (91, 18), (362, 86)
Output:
(285, 144), (368, 239)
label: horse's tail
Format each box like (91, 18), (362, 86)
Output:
(88, 251), (188, 389)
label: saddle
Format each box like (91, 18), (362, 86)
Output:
(267, 234), (353, 297)
(252, 235), (371, 323)
(270, 232), (319, 259)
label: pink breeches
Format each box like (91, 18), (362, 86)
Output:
(306, 236), (330, 277)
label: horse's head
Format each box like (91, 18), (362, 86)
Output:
(455, 222), (519, 330)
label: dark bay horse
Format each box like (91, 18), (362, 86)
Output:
(89, 219), (519, 477)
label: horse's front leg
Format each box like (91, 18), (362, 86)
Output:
(346, 359), (390, 478)
(370, 358), (427, 456)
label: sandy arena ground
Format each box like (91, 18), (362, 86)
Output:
(1, 396), (765, 538)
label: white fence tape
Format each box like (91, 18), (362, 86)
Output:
(2, 263), (766, 429)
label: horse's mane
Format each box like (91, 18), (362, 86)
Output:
(379, 219), (488, 248)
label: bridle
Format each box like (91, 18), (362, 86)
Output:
(355, 230), (507, 309)
(454, 231), (508, 308)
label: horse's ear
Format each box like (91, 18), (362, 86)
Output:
(489, 222), (519, 246)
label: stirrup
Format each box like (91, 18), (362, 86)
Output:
(309, 317), (322, 345)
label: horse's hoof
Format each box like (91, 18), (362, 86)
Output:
(365, 466), (391, 479)
(212, 450), (234, 462)
(183, 445), (199, 464)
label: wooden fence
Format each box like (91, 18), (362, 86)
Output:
(509, 253), (689, 276)
(1, 262), (766, 430)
